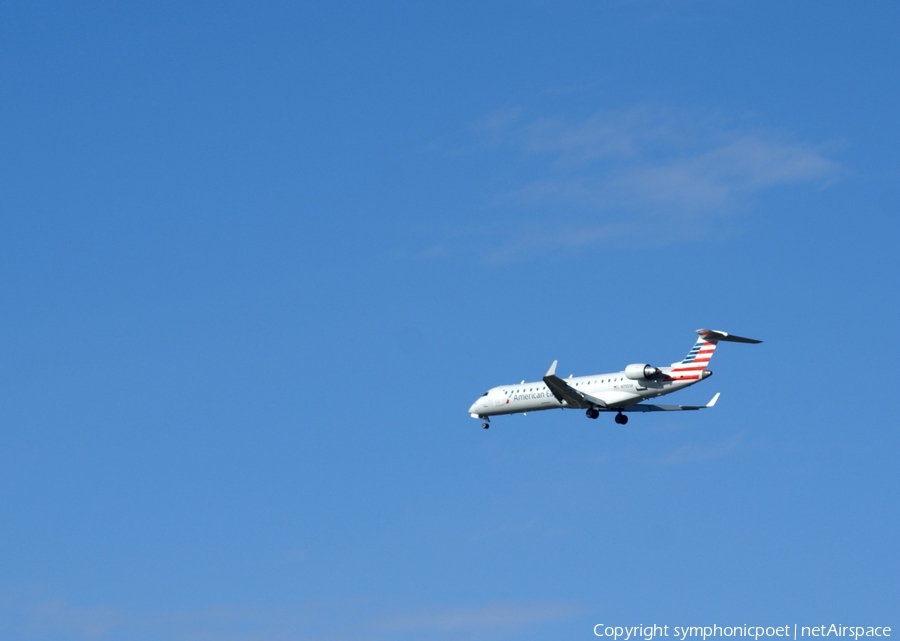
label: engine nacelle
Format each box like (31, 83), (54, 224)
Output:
(624, 363), (662, 380)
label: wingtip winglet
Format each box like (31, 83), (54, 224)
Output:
(545, 360), (558, 377)
(707, 392), (721, 408)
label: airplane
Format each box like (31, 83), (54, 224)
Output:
(467, 328), (761, 429)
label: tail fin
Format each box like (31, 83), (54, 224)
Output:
(671, 333), (719, 373)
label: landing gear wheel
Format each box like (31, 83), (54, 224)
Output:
(614, 413), (628, 425)
(586, 408), (600, 419)
(482, 422), (490, 429)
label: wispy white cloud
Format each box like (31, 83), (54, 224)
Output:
(654, 432), (745, 465)
(476, 221), (637, 264)
(428, 105), (841, 262)
(2, 594), (577, 641)
(26, 599), (126, 639)
(378, 601), (580, 634)
(281, 547), (308, 563)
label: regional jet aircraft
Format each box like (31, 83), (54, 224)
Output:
(468, 329), (761, 429)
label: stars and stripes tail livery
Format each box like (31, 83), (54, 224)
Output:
(468, 328), (761, 429)
(669, 334), (719, 380)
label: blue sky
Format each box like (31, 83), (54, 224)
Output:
(0, 2), (898, 639)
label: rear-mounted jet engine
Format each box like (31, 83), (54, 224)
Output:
(624, 364), (662, 380)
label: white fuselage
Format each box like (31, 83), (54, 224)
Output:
(468, 367), (710, 417)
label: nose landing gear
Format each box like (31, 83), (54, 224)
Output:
(482, 422), (490, 429)
(614, 412), (628, 425)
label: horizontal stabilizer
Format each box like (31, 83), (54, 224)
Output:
(696, 329), (762, 344)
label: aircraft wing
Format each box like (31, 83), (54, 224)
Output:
(542, 360), (606, 410)
(617, 393), (720, 412)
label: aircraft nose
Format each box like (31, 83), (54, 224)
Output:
(468, 400), (478, 414)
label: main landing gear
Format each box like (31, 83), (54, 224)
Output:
(586, 408), (627, 423)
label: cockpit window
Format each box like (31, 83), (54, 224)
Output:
(481, 392), (489, 396)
